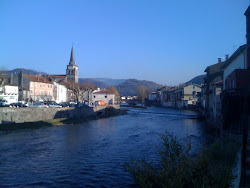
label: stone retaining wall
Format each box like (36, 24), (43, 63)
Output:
(0, 104), (120, 124)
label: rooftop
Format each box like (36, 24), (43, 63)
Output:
(221, 44), (247, 69)
(93, 90), (114, 95)
(23, 74), (52, 84)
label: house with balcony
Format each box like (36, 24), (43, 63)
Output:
(221, 44), (249, 90)
(203, 56), (227, 121)
(174, 84), (202, 108)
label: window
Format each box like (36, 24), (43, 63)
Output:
(40, 90), (42, 95)
(43, 90), (45, 95)
(35, 90), (37, 94)
(48, 85), (49, 88)
(30, 82), (33, 87)
(35, 83), (37, 88)
(30, 90), (33, 94)
(43, 84), (45, 88)
(40, 83), (42, 87)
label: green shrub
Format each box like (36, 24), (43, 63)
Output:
(126, 131), (239, 188)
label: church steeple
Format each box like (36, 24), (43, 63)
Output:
(66, 46), (78, 83)
(69, 46), (75, 65)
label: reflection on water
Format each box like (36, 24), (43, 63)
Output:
(0, 107), (205, 187)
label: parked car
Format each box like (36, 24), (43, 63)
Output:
(16, 102), (28, 107)
(37, 103), (49, 108)
(10, 103), (19, 108)
(0, 99), (10, 107)
(49, 103), (62, 108)
(60, 102), (70, 107)
(30, 103), (49, 108)
(24, 102), (30, 107)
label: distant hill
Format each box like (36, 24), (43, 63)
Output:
(185, 75), (205, 86)
(94, 78), (126, 86)
(116, 79), (162, 96)
(8, 68), (47, 76)
(78, 78), (110, 88)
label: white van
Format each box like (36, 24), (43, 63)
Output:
(0, 99), (10, 107)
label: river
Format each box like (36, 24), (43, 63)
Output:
(0, 107), (205, 187)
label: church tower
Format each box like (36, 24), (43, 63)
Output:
(66, 46), (79, 83)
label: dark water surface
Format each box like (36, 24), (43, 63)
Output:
(0, 107), (205, 187)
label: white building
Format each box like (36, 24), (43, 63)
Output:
(221, 44), (247, 89)
(53, 82), (68, 103)
(0, 84), (19, 104)
(91, 90), (115, 106)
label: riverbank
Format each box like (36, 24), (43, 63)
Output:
(0, 104), (121, 124)
(0, 106), (127, 132)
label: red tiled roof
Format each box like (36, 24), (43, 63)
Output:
(50, 75), (66, 78)
(93, 90), (114, 94)
(23, 74), (52, 84)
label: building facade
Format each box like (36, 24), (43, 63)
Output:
(13, 73), (54, 102)
(53, 81), (68, 103)
(0, 84), (19, 104)
(91, 90), (115, 106)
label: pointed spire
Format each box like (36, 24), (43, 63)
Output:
(69, 46), (75, 65)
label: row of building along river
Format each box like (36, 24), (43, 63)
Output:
(0, 106), (206, 187)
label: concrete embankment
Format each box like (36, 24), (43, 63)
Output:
(0, 104), (122, 125)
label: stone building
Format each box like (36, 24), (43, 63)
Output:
(91, 90), (115, 106)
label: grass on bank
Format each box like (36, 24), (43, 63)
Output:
(126, 131), (241, 188)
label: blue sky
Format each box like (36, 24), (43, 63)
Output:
(0, 0), (249, 85)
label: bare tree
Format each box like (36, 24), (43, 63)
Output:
(66, 82), (85, 103)
(65, 81), (96, 105)
(136, 85), (149, 105)
(82, 82), (97, 105)
(0, 66), (8, 87)
(107, 86), (120, 104)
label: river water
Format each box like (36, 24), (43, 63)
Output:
(0, 107), (205, 187)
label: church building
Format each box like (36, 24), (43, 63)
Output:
(49, 46), (79, 84)
(66, 46), (79, 83)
